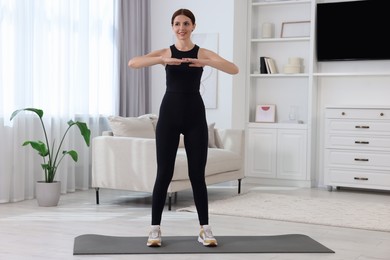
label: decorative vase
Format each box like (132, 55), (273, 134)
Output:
(35, 181), (61, 207)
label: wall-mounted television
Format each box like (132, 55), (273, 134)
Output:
(316, 1), (390, 61)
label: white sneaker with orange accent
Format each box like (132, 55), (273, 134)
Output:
(198, 225), (218, 247)
(147, 225), (161, 247)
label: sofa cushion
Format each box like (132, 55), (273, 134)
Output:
(107, 116), (155, 138)
(172, 148), (241, 181)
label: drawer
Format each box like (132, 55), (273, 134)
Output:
(326, 150), (390, 169)
(326, 119), (390, 133)
(326, 134), (390, 150)
(326, 108), (390, 120)
(325, 168), (390, 190)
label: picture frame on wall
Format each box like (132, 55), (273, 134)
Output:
(255, 104), (276, 123)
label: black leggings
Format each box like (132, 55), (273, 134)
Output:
(151, 92), (209, 225)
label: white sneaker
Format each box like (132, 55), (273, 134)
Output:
(147, 225), (161, 247)
(198, 225), (218, 247)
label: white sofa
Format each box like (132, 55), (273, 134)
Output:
(91, 115), (245, 210)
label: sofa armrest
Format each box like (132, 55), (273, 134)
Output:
(92, 136), (157, 192)
(216, 129), (244, 155)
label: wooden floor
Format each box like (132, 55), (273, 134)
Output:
(1, 182), (390, 260)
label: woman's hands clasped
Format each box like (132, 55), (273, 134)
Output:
(162, 57), (204, 67)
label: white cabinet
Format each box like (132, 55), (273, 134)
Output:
(245, 0), (315, 187)
(247, 124), (308, 184)
(324, 107), (390, 191)
(277, 128), (307, 180)
(247, 127), (277, 178)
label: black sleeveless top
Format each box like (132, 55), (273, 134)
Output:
(165, 44), (203, 93)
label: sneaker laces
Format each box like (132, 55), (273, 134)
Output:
(203, 227), (214, 239)
(149, 226), (160, 239)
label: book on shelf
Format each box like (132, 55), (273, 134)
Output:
(264, 57), (271, 73)
(266, 57), (278, 74)
(268, 58), (279, 74)
(260, 56), (268, 74)
(260, 56), (278, 74)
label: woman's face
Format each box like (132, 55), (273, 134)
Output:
(172, 15), (195, 41)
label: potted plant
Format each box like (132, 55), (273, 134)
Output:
(10, 108), (91, 206)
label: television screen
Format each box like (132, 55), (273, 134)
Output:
(316, 1), (390, 61)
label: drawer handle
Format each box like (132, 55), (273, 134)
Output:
(380, 113), (384, 116)
(354, 141), (369, 144)
(354, 158), (369, 162)
(355, 125), (370, 129)
(354, 177), (369, 181)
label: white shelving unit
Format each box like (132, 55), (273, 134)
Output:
(245, 0), (316, 187)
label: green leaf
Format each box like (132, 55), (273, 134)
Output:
(23, 141), (48, 157)
(10, 108), (43, 121)
(68, 120), (91, 147)
(64, 150), (78, 162)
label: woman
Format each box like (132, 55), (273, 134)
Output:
(128, 8), (238, 247)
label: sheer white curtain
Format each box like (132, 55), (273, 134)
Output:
(0, 0), (119, 203)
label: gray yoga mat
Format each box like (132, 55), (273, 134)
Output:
(73, 234), (334, 255)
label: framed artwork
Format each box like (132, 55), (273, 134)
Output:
(255, 104), (276, 123)
(281, 21), (310, 38)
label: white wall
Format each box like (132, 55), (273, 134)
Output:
(150, 0), (246, 129)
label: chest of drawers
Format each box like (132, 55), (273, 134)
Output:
(324, 107), (390, 191)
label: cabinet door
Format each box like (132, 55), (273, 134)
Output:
(277, 129), (307, 180)
(246, 128), (277, 178)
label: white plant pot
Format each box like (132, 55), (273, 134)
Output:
(35, 181), (61, 207)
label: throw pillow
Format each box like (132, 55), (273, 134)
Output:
(138, 114), (158, 131)
(214, 130), (224, 149)
(208, 122), (218, 148)
(107, 116), (155, 138)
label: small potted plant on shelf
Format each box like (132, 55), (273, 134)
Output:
(10, 108), (91, 206)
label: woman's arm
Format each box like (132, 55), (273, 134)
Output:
(128, 48), (184, 68)
(185, 48), (239, 75)
(128, 49), (166, 68)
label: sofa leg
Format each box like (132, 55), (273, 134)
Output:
(168, 193), (172, 211)
(95, 188), (100, 204)
(238, 179), (242, 194)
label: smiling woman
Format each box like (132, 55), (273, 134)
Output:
(128, 7), (238, 248)
(0, 0), (118, 203)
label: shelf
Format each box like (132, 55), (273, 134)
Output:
(246, 0), (313, 185)
(248, 122), (308, 129)
(250, 73), (309, 77)
(325, 105), (390, 110)
(252, 0), (311, 7)
(251, 37), (310, 43)
(313, 72), (390, 77)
